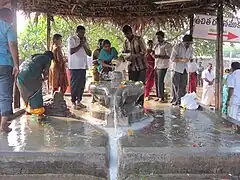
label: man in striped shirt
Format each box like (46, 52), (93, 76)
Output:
(122, 25), (147, 83)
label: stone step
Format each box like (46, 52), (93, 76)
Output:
(118, 147), (240, 179)
(0, 151), (108, 178)
(0, 174), (105, 180)
(125, 174), (239, 180)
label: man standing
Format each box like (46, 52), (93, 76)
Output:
(122, 25), (147, 83)
(201, 63), (214, 106)
(188, 59), (198, 93)
(67, 25), (92, 109)
(154, 31), (172, 102)
(227, 62), (240, 122)
(0, 8), (19, 132)
(170, 35), (193, 106)
(197, 61), (204, 87)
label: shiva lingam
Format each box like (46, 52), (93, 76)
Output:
(89, 71), (145, 127)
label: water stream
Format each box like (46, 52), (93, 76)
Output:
(108, 95), (120, 180)
(105, 95), (154, 180)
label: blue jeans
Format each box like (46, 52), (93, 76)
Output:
(0, 65), (13, 116)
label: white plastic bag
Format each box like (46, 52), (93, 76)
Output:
(181, 92), (199, 110)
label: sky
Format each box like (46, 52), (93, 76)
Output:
(17, 11), (27, 33)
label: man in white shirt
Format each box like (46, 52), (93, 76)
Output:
(188, 59), (198, 93)
(201, 63), (214, 106)
(67, 25), (92, 109)
(227, 62), (240, 122)
(154, 31), (172, 103)
(170, 35), (193, 106)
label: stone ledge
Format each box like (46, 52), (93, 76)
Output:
(0, 150), (108, 178)
(118, 147), (240, 179)
(0, 174), (105, 180)
(125, 174), (239, 180)
(199, 103), (240, 129)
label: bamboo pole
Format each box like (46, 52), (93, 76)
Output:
(215, 0), (223, 113)
(11, 0), (20, 109)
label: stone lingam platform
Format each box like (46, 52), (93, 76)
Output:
(1, 95), (240, 180)
(89, 71), (145, 127)
(44, 92), (72, 117)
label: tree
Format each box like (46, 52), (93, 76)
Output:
(18, 16), (217, 60)
(18, 17), (124, 60)
(194, 39), (216, 57)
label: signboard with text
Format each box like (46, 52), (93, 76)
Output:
(193, 14), (240, 42)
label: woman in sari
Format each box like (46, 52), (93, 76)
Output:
(144, 40), (155, 101)
(49, 34), (68, 95)
(92, 39), (104, 81)
(97, 39), (118, 79)
(188, 59), (198, 93)
(222, 69), (230, 114)
(17, 51), (54, 116)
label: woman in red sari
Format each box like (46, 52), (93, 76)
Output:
(188, 59), (198, 93)
(144, 40), (155, 101)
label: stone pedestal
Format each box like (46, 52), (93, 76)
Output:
(44, 92), (71, 117)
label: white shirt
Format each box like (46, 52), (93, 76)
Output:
(188, 62), (198, 73)
(202, 69), (214, 87)
(170, 42), (193, 73)
(154, 41), (172, 69)
(67, 35), (90, 69)
(227, 70), (240, 105)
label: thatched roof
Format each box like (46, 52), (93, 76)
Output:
(17, 0), (239, 27)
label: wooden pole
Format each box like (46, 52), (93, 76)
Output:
(11, 0), (20, 109)
(46, 14), (51, 93)
(215, 0), (223, 113)
(189, 14), (194, 35)
(46, 14), (51, 50)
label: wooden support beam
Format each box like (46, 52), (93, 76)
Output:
(11, 0), (20, 109)
(189, 14), (194, 35)
(46, 14), (51, 50)
(215, 0), (223, 113)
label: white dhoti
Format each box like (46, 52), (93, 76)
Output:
(228, 104), (240, 122)
(201, 84), (214, 106)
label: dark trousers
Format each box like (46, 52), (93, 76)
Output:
(129, 70), (146, 83)
(129, 70), (146, 106)
(155, 68), (167, 99)
(70, 69), (86, 104)
(172, 70), (188, 104)
(197, 74), (203, 87)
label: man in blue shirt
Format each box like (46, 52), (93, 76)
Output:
(0, 8), (19, 133)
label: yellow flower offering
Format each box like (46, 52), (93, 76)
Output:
(128, 129), (134, 136)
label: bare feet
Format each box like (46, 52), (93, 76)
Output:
(144, 97), (150, 101)
(0, 117), (12, 133)
(77, 102), (86, 109)
(25, 112), (31, 115)
(154, 98), (159, 101)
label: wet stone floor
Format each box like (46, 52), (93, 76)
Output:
(0, 97), (240, 155)
(120, 106), (240, 149)
(0, 115), (107, 152)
